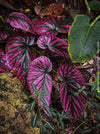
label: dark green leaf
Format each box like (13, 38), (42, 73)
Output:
(35, 123), (41, 128)
(61, 121), (65, 130)
(29, 101), (35, 112)
(96, 113), (100, 121)
(29, 94), (37, 98)
(88, 1), (100, 11)
(44, 120), (55, 131)
(87, 101), (94, 107)
(68, 15), (100, 63)
(44, 105), (52, 117)
(31, 113), (38, 128)
(87, 101), (100, 109)
(44, 127), (52, 134)
(96, 123), (100, 128)
(96, 92), (100, 100)
(93, 72), (100, 93)
(81, 129), (92, 134)
(84, 110), (87, 120)
(40, 128), (44, 134)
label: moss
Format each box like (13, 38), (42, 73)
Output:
(0, 73), (40, 134)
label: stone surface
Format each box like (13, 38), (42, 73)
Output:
(0, 73), (40, 134)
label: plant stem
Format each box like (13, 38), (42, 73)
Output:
(31, 47), (41, 55)
(90, 15), (100, 27)
(0, 16), (6, 23)
(52, 69), (57, 73)
(33, 42), (37, 45)
(0, 40), (7, 43)
(71, 116), (95, 129)
(85, 0), (90, 15)
(62, 39), (68, 42)
(72, 122), (85, 134)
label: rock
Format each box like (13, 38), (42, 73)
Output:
(0, 73), (40, 134)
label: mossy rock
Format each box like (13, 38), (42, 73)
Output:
(0, 73), (40, 134)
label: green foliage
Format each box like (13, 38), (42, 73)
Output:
(31, 113), (38, 127)
(26, 88), (70, 133)
(68, 15), (100, 63)
(87, 100), (100, 109)
(1, 0), (100, 133)
(81, 129), (92, 134)
(93, 72), (100, 93)
(88, 0), (100, 11)
(86, 72), (100, 99)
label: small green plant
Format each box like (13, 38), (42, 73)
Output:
(25, 83), (69, 134)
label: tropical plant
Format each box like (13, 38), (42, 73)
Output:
(0, 0), (100, 133)
(0, 11), (87, 119)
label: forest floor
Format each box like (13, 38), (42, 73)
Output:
(0, 0), (100, 134)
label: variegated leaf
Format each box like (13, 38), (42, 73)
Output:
(6, 32), (35, 84)
(0, 32), (9, 41)
(7, 12), (35, 34)
(0, 50), (8, 72)
(35, 17), (71, 35)
(37, 35), (69, 58)
(57, 64), (87, 119)
(27, 56), (52, 110)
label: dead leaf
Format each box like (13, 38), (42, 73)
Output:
(24, 0), (34, 6)
(34, 5), (42, 15)
(34, 3), (65, 18)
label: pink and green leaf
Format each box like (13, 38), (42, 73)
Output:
(0, 32), (9, 41)
(57, 64), (87, 119)
(27, 56), (52, 111)
(6, 32), (36, 84)
(0, 50), (8, 72)
(7, 12), (35, 34)
(35, 17), (71, 35)
(37, 35), (69, 58)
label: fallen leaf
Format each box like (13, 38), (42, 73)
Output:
(84, 126), (89, 129)
(34, 5), (42, 15)
(34, 3), (65, 18)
